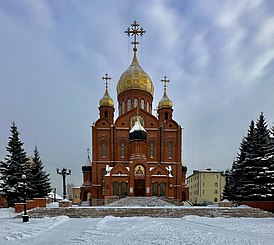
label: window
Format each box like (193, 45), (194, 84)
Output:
(153, 182), (158, 196)
(203, 182), (205, 187)
(202, 189), (205, 194)
(165, 112), (168, 121)
(168, 142), (172, 159)
(214, 182), (218, 187)
(121, 140), (125, 158)
(102, 141), (106, 158)
(121, 101), (125, 114)
(104, 111), (108, 119)
(147, 101), (150, 112)
(160, 183), (166, 196)
(214, 190), (218, 194)
(113, 182), (119, 196)
(141, 99), (145, 109)
(134, 98), (138, 108)
(214, 198), (218, 202)
(150, 141), (154, 158)
(127, 99), (131, 111)
(157, 171), (161, 175)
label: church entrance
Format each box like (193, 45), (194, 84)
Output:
(134, 179), (145, 196)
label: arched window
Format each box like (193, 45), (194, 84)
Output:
(113, 182), (119, 196)
(160, 183), (166, 196)
(121, 182), (127, 197)
(146, 101), (150, 112)
(150, 140), (154, 158)
(214, 182), (218, 187)
(214, 198), (218, 202)
(102, 141), (106, 158)
(157, 172), (161, 175)
(165, 112), (168, 121)
(141, 99), (145, 109)
(214, 190), (218, 194)
(168, 142), (172, 159)
(104, 111), (108, 119)
(134, 98), (138, 108)
(121, 101), (125, 114)
(153, 182), (158, 196)
(121, 140), (125, 158)
(127, 99), (131, 111)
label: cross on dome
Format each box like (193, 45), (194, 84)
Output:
(161, 76), (170, 93)
(125, 20), (146, 53)
(102, 73), (111, 90)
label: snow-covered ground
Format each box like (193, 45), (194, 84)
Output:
(0, 208), (274, 245)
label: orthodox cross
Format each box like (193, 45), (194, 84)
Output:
(87, 147), (90, 159)
(102, 73), (111, 90)
(125, 20), (146, 52)
(161, 76), (170, 93)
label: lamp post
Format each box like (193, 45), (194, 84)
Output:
(56, 168), (71, 200)
(21, 174), (29, 222)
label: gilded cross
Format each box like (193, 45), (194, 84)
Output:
(125, 20), (146, 52)
(161, 76), (170, 93)
(102, 73), (111, 90)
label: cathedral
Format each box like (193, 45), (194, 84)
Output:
(80, 21), (189, 205)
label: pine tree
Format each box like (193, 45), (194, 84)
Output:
(29, 146), (51, 198)
(0, 122), (29, 207)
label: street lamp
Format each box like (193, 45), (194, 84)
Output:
(56, 168), (71, 200)
(21, 174), (29, 222)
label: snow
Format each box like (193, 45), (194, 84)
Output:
(0, 209), (274, 244)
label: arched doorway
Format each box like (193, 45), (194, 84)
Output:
(160, 183), (166, 196)
(134, 165), (145, 196)
(152, 182), (158, 196)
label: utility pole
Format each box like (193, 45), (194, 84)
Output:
(56, 168), (71, 200)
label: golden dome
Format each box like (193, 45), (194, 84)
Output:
(117, 53), (154, 96)
(158, 91), (173, 109)
(99, 89), (114, 107)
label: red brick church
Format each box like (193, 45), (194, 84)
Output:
(80, 21), (189, 205)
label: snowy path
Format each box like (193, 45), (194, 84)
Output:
(1, 215), (274, 245)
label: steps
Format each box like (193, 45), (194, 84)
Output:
(25, 206), (274, 218)
(106, 197), (175, 207)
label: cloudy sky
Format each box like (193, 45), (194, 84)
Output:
(1, 0), (274, 192)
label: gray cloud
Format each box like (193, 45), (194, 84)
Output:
(1, 0), (274, 192)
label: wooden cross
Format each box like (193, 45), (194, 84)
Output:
(161, 76), (170, 92)
(102, 73), (111, 90)
(125, 20), (146, 52)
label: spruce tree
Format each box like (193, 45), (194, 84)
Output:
(227, 113), (274, 202)
(0, 122), (29, 207)
(29, 146), (51, 198)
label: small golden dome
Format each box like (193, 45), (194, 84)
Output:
(99, 89), (114, 107)
(117, 53), (154, 96)
(158, 91), (173, 109)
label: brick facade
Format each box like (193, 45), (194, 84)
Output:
(80, 32), (189, 205)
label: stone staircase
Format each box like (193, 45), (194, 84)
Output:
(106, 196), (175, 207)
(24, 201), (274, 219)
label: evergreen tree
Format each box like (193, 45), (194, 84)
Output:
(29, 146), (51, 198)
(0, 122), (29, 207)
(226, 113), (274, 202)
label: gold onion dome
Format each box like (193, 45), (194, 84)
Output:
(99, 89), (114, 107)
(117, 53), (154, 96)
(158, 91), (173, 109)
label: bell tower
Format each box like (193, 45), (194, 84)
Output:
(99, 73), (114, 123)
